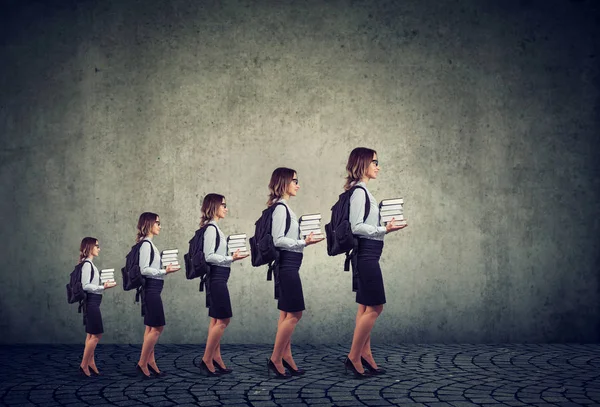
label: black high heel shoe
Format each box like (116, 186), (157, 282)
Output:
(135, 363), (152, 379)
(267, 358), (290, 378)
(282, 358), (305, 376)
(89, 367), (101, 376)
(79, 366), (91, 377)
(199, 359), (221, 377)
(147, 364), (167, 377)
(361, 357), (386, 375)
(213, 360), (233, 374)
(344, 357), (369, 378)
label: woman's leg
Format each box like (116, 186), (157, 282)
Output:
(82, 334), (101, 373)
(348, 304), (384, 372)
(203, 318), (230, 371)
(80, 334), (92, 375)
(147, 326), (164, 372)
(212, 319), (230, 368)
(138, 326), (162, 375)
(271, 311), (302, 373)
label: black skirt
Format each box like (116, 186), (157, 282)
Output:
(355, 239), (386, 306)
(144, 278), (165, 327)
(84, 293), (103, 335)
(277, 251), (305, 313)
(206, 266), (232, 319)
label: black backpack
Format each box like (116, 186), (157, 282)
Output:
(249, 202), (290, 280)
(66, 260), (94, 313)
(324, 185), (370, 270)
(184, 224), (219, 291)
(121, 240), (154, 303)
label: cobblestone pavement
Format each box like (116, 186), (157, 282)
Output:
(1, 344), (599, 406)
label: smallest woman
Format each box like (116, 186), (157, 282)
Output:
(79, 237), (116, 377)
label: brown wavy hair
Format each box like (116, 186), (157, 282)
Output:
(267, 167), (296, 207)
(344, 147), (377, 191)
(200, 193), (225, 227)
(136, 212), (159, 242)
(79, 237), (98, 263)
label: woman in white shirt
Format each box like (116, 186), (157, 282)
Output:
(344, 147), (407, 378)
(266, 167), (323, 378)
(198, 194), (248, 376)
(79, 237), (116, 377)
(135, 212), (179, 378)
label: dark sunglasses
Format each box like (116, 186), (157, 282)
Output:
(372, 159), (379, 166)
(291, 178), (299, 185)
(221, 203), (227, 208)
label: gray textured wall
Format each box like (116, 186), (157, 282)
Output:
(1, 0), (598, 344)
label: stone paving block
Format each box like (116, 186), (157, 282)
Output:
(1, 344), (600, 407)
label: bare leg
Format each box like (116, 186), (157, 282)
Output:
(203, 318), (230, 371)
(271, 311), (302, 373)
(80, 334), (92, 376)
(138, 326), (163, 375)
(348, 304), (383, 372)
(82, 334), (101, 374)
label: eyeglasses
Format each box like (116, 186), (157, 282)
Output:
(155, 221), (161, 226)
(371, 160), (379, 167)
(291, 178), (299, 185)
(94, 244), (100, 248)
(221, 203), (227, 208)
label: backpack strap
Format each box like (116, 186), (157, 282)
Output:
(82, 260), (94, 283)
(207, 223), (220, 252)
(353, 186), (370, 222)
(140, 239), (154, 267)
(273, 202), (291, 234)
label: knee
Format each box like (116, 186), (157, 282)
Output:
(216, 319), (229, 330)
(374, 305), (384, 316)
(287, 312), (302, 324)
(150, 328), (162, 338)
(89, 335), (100, 344)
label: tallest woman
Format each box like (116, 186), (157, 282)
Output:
(344, 147), (407, 377)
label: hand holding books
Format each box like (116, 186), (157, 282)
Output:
(300, 214), (325, 245)
(162, 249), (181, 273)
(380, 198), (408, 233)
(100, 269), (117, 289)
(228, 234), (249, 261)
(103, 281), (117, 289)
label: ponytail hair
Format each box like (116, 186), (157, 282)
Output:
(79, 237), (98, 263)
(267, 167), (296, 207)
(344, 147), (377, 190)
(136, 212), (158, 242)
(200, 193), (225, 227)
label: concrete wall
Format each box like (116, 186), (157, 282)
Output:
(1, 0), (598, 344)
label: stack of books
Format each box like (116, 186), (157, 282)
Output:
(379, 198), (406, 226)
(100, 269), (115, 284)
(161, 249), (180, 269)
(227, 234), (249, 256)
(299, 213), (324, 239)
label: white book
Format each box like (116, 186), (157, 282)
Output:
(162, 249), (179, 255)
(228, 242), (247, 249)
(228, 234), (247, 240)
(380, 209), (403, 217)
(299, 219), (321, 227)
(229, 248), (249, 255)
(381, 213), (405, 223)
(161, 254), (178, 259)
(380, 198), (404, 206)
(227, 238), (247, 245)
(301, 224), (321, 229)
(101, 269), (115, 273)
(299, 213), (322, 221)
(379, 204), (403, 212)
(300, 226), (322, 234)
